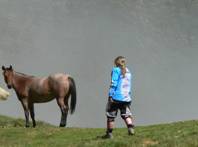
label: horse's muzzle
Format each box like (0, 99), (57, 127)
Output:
(7, 85), (12, 89)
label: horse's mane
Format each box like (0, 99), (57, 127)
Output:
(15, 71), (35, 78)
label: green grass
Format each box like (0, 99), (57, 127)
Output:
(0, 115), (198, 147)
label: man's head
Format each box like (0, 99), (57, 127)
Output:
(114, 56), (127, 77)
(114, 56), (126, 68)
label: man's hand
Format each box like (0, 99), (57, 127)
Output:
(108, 97), (114, 103)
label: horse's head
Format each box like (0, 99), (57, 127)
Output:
(2, 65), (14, 89)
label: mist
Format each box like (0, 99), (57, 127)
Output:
(0, 0), (198, 128)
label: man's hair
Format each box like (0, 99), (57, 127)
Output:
(114, 56), (126, 77)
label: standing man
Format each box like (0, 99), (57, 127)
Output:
(103, 56), (135, 139)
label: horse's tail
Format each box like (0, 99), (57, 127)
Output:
(68, 77), (77, 114)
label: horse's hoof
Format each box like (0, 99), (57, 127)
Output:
(59, 124), (66, 127)
(33, 123), (36, 128)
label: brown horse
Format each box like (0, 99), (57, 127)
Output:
(2, 65), (76, 127)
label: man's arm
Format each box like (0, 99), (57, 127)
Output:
(108, 68), (119, 98)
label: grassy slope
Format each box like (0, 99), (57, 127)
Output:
(0, 115), (198, 147)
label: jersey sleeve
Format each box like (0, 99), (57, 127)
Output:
(108, 68), (120, 97)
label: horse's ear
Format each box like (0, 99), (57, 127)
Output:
(9, 65), (13, 70)
(2, 66), (5, 71)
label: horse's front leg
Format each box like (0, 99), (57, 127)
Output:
(21, 99), (30, 128)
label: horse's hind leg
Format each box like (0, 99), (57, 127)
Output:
(29, 103), (36, 127)
(64, 94), (70, 126)
(57, 97), (68, 127)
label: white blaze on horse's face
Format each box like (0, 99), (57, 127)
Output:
(2, 66), (13, 89)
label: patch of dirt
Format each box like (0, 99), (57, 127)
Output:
(143, 139), (158, 146)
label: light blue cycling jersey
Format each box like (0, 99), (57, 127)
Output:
(109, 67), (132, 102)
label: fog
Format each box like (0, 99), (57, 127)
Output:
(0, 0), (198, 128)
